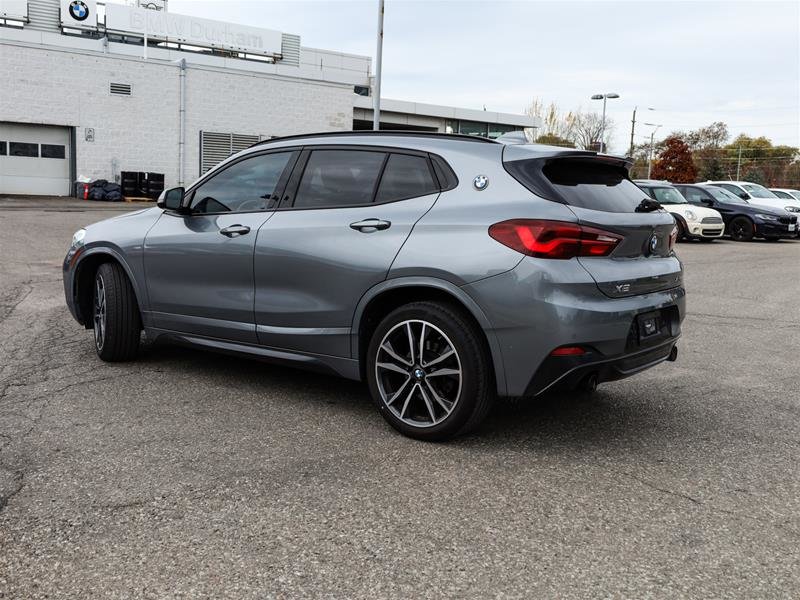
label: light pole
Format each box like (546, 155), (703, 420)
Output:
(629, 106), (655, 157)
(590, 92), (619, 151)
(644, 123), (662, 178)
(372, 0), (385, 131)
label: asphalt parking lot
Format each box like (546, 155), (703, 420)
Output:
(1, 197), (799, 598)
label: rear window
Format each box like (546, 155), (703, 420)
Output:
(508, 157), (647, 213)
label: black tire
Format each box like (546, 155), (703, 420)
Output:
(729, 217), (754, 242)
(675, 219), (686, 241)
(93, 262), (141, 361)
(366, 301), (493, 441)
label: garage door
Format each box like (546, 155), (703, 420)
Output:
(0, 123), (72, 196)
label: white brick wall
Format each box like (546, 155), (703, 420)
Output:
(0, 43), (355, 189)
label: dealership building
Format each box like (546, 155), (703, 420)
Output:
(0, 0), (539, 195)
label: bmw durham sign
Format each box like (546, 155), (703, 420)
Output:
(104, 4), (283, 58)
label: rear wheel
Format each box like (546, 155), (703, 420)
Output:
(93, 262), (141, 361)
(366, 301), (493, 441)
(729, 217), (754, 242)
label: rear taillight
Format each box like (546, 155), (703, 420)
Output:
(488, 219), (622, 259)
(668, 225), (678, 252)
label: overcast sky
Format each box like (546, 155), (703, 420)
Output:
(169, 0), (800, 153)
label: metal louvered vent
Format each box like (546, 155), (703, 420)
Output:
(110, 83), (132, 96)
(200, 131), (263, 174)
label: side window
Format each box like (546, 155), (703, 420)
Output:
(643, 187), (657, 200)
(190, 152), (292, 214)
(294, 150), (385, 208)
(376, 153), (438, 203)
(682, 187), (706, 203)
(718, 183), (745, 198)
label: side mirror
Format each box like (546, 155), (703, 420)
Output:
(700, 198), (714, 206)
(738, 191), (750, 200)
(157, 187), (186, 211)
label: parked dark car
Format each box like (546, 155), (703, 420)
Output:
(673, 184), (798, 241)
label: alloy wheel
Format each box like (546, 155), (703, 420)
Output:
(93, 275), (106, 351)
(375, 319), (462, 428)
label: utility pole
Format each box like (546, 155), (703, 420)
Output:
(736, 146), (742, 179)
(629, 106), (636, 157)
(372, 0), (385, 131)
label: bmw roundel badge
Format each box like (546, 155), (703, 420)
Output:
(473, 175), (489, 190)
(69, 1), (90, 21)
(649, 234), (659, 254)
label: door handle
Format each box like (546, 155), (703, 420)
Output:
(219, 224), (251, 237)
(350, 219), (391, 232)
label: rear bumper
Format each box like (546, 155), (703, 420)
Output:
(524, 337), (678, 396)
(463, 257), (686, 397)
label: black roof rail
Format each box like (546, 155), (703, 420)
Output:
(248, 130), (500, 149)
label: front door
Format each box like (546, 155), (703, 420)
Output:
(254, 148), (442, 356)
(143, 150), (297, 343)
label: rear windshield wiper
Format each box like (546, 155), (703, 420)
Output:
(635, 198), (663, 213)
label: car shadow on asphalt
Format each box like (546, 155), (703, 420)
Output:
(135, 340), (693, 452)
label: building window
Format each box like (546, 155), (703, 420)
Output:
(9, 142), (39, 157)
(41, 144), (66, 159)
(488, 124), (518, 139)
(0, 141), (6, 156)
(458, 121), (489, 137)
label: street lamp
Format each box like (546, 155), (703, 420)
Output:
(644, 122), (662, 178)
(590, 92), (619, 151)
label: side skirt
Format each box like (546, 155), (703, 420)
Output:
(144, 327), (362, 381)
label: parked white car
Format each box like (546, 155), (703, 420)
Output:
(770, 188), (800, 202)
(706, 181), (800, 215)
(634, 180), (725, 241)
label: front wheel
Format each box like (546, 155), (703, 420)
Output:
(93, 262), (141, 361)
(366, 301), (493, 441)
(729, 217), (754, 242)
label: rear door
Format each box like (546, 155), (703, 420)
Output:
(253, 147), (441, 356)
(505, 153), (681, 298)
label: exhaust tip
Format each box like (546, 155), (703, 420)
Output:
(667, 345), (678, 362)
(579, 373), (598, 393)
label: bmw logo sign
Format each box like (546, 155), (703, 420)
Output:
(69, 1), (90, 21)
(473, 175), (489, 191)
(649, 234), (659, 254)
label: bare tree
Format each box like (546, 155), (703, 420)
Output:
(525, 97), (576, 142)
(571, 111), (614, 151)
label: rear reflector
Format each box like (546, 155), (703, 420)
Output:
(550, 346), (586, 356)
(488, 219), (622, 259)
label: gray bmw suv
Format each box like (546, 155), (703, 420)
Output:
(64, 132), (685, 441)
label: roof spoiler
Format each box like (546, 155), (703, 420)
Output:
(503, 143), (634, 170)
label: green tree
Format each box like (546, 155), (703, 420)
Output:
(651, 136), (697, 183)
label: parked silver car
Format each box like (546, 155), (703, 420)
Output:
(64, 132), (685, 440)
